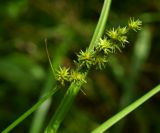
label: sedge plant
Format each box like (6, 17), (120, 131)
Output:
(2, 0), (160, 133)
(45, 18), (143, 133)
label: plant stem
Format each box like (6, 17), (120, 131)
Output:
(91, 84), (160, 133)
(2, 87), (58, 133)
(88, 0), (112, 51)
(45, 82), (83, 133)
(45, 0), (112, 132)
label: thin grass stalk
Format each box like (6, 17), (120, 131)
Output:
(91, 84), (160, 133)
(44, 0), (112, 132)
(2, 87), (58, 133)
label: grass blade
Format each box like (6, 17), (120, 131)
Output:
(1, 87), (58, 133)
(91, 84), (160, 133)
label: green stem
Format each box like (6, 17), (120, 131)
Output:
(45, 82), (83, 133)
(91, 84), (160, 133)
(45, 0), (112, 132)
(2, 87), (58, 133)
(88, 0), (112, 51)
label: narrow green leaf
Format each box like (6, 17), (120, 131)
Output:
(91, 84), (160, 133)
(2, 87), (58, 133)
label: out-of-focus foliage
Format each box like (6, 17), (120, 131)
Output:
(0, 0), (160, 133)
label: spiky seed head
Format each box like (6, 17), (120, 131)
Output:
(77, 49), (94, 68)
(128, 18), (142, 31)
(117, 26), (128, 35)
(55, 67), (70, 86)
(111, 44), (122, 53)
(117, 36), (129, 47)
(96, 38), (112, 54)
(107, 28), (119, 40)
(94, 56), (108, 70)
(70, 70), (86, 83)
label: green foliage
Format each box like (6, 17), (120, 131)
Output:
(92, 84), (160, 133)
(45, 0), (112, 132)
(1, 87), (58, 133)
(1, 0), (160, 133)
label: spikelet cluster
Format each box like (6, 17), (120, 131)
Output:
(55, 18), (142, 86)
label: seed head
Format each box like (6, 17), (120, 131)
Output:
(96, 38), (112, 54)
(117, 36), (129, 47)
(94, 56), (108, 70)
(55, 67), (70, 86)
(70, 70), (86, 83)
(107, 28), (119, 40)
(117, 26), (128, 35)
(128, 18), (142, 31)
(77, 49), (94, 68)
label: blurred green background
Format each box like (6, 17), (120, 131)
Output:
(0, 0), (160, 133)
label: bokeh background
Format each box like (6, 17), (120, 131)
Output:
(0, 0), (160, 133)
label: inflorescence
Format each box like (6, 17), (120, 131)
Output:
(55, 18), (142, 86)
